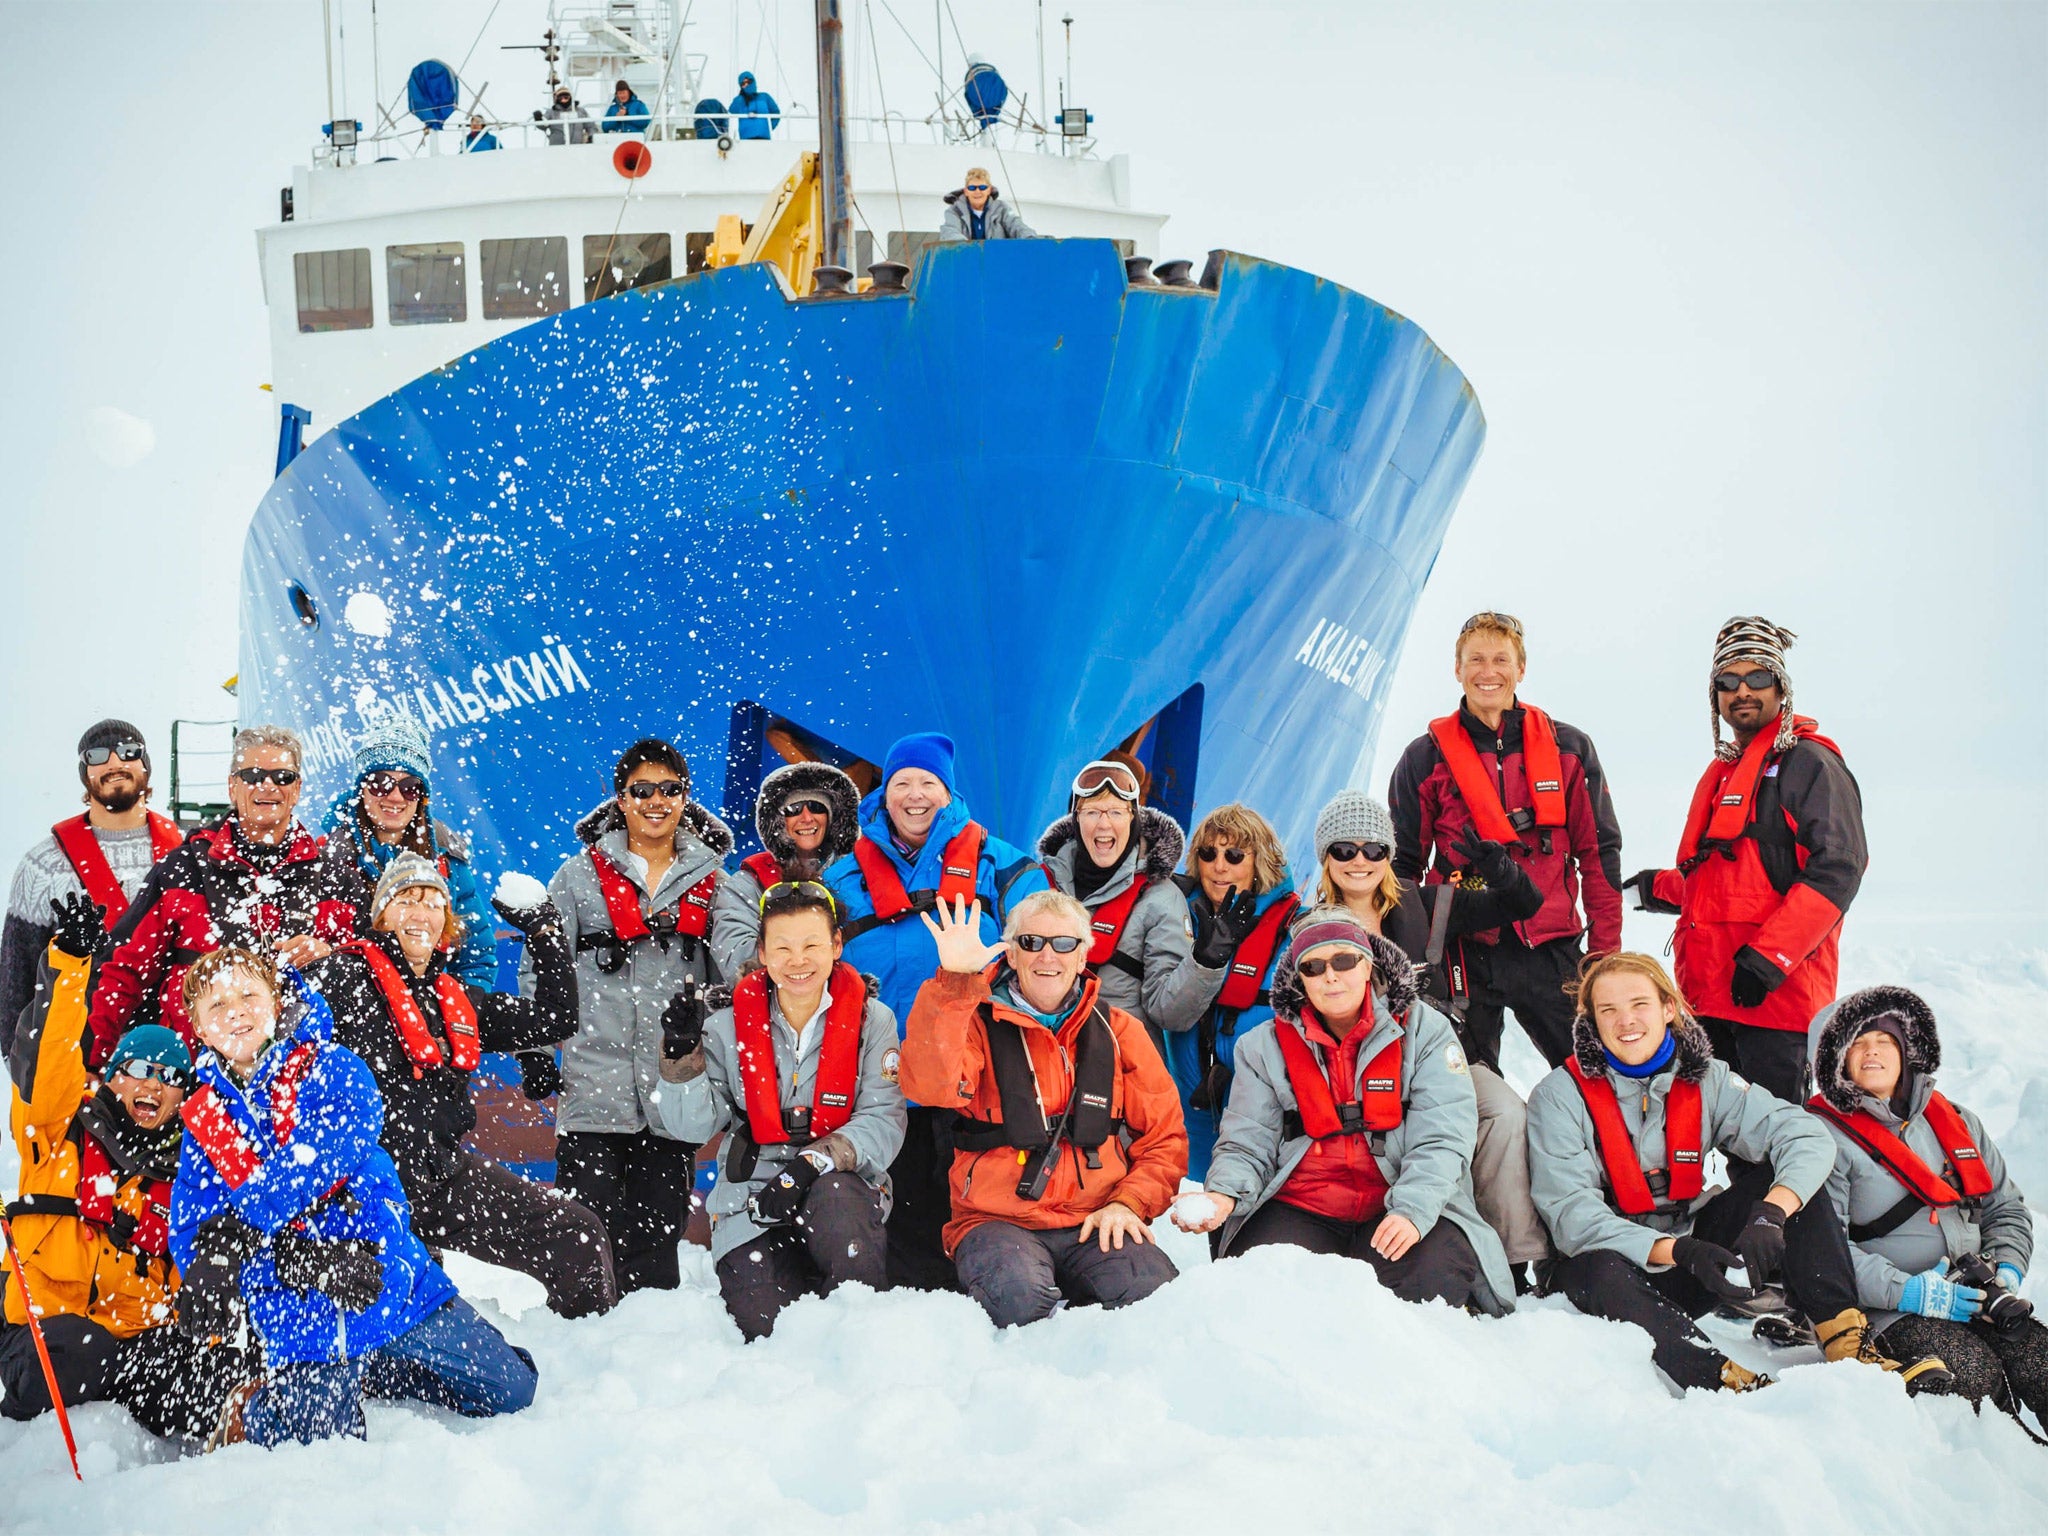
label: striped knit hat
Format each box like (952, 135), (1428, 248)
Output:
(1710, 615), (1798, 760)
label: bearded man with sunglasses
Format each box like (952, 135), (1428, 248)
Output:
(1623, 617), (1866, 1103)
(85, 726), (366, 1067)
(3, 720), (185, 1058)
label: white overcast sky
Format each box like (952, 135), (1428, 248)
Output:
(0, 1), (2041, 938)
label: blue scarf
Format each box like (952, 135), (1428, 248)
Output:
(1604, 1031), (1676, 1080)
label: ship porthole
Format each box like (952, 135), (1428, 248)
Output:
(289, 583), (320, 629)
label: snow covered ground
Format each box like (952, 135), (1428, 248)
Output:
(5, 938), (2046, 1532)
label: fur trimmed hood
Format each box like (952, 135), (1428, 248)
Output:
(1038, 804), (1185, 882)
(1807, 985), (1940, 1115)
(755, 762), (860, 867)
(573, 797), (735, 858)
(1269, 931), (1418, 1027)
(1570, 1008), (1716, 1084)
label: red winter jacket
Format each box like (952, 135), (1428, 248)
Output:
(1389, 702), (1623, 953)
(85, 818), (366, 1065)
(1647, 723), (1865, 1035)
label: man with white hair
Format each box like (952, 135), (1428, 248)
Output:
(86, 725), (366, 1065)
(939, 167), (1036, 242)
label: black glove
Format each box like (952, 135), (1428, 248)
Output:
(272, 1229), (385, 1312)
(1192, 889), (1259, 969)
(1452, 826), (1516, 887)
(1189, 1060), (1233, 1113)
(748, 1151), (825, 1227)
(1733, 1201), (1789, 1287)
(1622, 869), (1681, 915)
(491, 892), (562, 941)
(518, 1050), (562, 1101)
(662, 980), (711, 1061)
(1729, 946), (1786, 1010)
(48, 892), (108, 961)
(175, 1211), (264, 1341)
(1670, 1235), (1756, 1304)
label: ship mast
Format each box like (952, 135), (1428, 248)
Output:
(815, 0), (853, 273)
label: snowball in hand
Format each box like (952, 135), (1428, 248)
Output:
(494, 871), (550, 910)
(1174, 1193), (1221, 1225)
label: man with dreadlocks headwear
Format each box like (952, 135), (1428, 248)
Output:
(1624, 617), (1868, 1103)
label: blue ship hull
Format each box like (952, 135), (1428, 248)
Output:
(239, 239), (1484, 886)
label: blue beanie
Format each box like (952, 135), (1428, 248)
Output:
(354, 714), (432, 789)
(108, 1024), (195, 1087)
(881, 732), (956, 794)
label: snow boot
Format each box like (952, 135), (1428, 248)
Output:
(205, 1379), (262, 1452)
(1719, 1359), (1772, 1393)
(1814, 1308), (1956, 1396)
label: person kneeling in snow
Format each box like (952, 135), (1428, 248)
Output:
(902, 892), (1186, 1327)
(652, 880), (904, 1339)
(170, 947), (536, 1446)
(307, 854), (617, 1319)
(1527, 952), (1952, 1395)
(1809, 985), (2047, 1423)
(1173, 909), (1516, 1316)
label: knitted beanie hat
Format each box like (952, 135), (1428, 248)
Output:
(371, 851), (450, 922)
(1710, 615), (1798, 761)
(353, 713), (432, 788)
(1314, 790), (1395, 862)
(77, 719), (149, 785)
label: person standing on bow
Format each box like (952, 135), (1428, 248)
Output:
(1038, 755), (1220, 1056)
(321, 715), (497, 991)
(3, 719), (183, 1058)
(710, 761), (861, 980)
(1388, 611), (1623, 1072)
(823, 731), (1046, 1291)
(530, 738), (731, 1294)
(1624, 617), (1866, 1104)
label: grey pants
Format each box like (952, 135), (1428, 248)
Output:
(1471, 1064), (1551, 1265)
(954, 1220), (1178, 1328)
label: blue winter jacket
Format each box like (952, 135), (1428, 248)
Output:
(1168, 870), (1297, 1179)
(602, 95), (650, 133)
(823, 793), (1046, 1032)
(731, 80), (780, 140)
(464, 129), (500, 153)
(168, 976), (457, 1367)
(322, 790), (498, 991)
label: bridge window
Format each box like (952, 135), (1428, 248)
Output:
(293, 248), (373, 332)
(481, 237), (569, 320)
(387, 242), (467, 325)
(583, 233), (671, 301)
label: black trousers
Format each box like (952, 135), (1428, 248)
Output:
(1879, 1314), (2048, 1419)
(885, 1106), (964, 1293)
(953, 1219), (1178, 1328)
(714, 1172), (889, 1341)
(1462, 935), (1582, 1072)
(1552, 1163), (1860, 1390)
(1697, 1017), (1809, 1105)
(0, 1315), (251, 1442)
(1232, 1200), (1490, 1310)
(554, 1128), (696, 1295)
(413, 1148), (619, 1319)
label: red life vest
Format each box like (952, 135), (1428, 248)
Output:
(1676, 715), (1841, 866)
(1429, 705), (1566, 845)
(1564, 1056), (1705, 1215)
(741, 850), (785, 889)
(337, 939), (480, 1074)
(1083, 878), (1149, 967)
(179, 1041), (323, 1191)
(588, 847), (717, 940)
(1216, 894), (1301, 1012)
(730, 962), (867, 1147)
(74, 1132), (172, 1258)
(50, 811), (182, 927)
(1272, 1014), (1405, 1138)
(1808, 1093), (1993, 1207)
(851, 823), (985, 922)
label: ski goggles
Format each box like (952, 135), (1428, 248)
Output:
(1296, 950), (1367, 979)
(1195, 845), (1248, 866)
(233, 766), (301, 787)
(758, 880), (838, 915)
(1325, 841), (1390, 865)
(1713, 668), (1778, 694)
(114, 1059), (186, 1086)
(625, 780), (686, 800)
(81, 741), (146, 767)
(1012, 932), (1085, 954)
(362, 772), (424, 801)
(1070, 760), (1140, 803)
(779, 798), (831, 819)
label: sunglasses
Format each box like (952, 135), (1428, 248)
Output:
(780, 798), (830, 819)
(81, 742), (146, 767)
(759, 880), (838, 915)
(1013, 933), (1084, 954)
(1326, 841), (1390, 864)
(1713, 668), (1778, 694)
(1459, 610), (1524, 637)
(965, 183), (990, 191)
(625, 780), (686, 801)
(116, 1059), (184, 1086)
(1297, 950), (1367, 979)
(1071, 760), (1140, 802)
(363, 772), (424, 802)
(233, 767), (300, 787)
(1196, 845), (1248, 866)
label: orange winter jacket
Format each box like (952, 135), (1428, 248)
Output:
(900, 968), (1188, 1254)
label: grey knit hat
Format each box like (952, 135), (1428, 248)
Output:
(370, 851), (450, 922)
(1314, 790), (1395, 862)
(1710, 615), (1797, 761)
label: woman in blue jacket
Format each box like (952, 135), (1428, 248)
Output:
(169, 947), (535, 1447)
